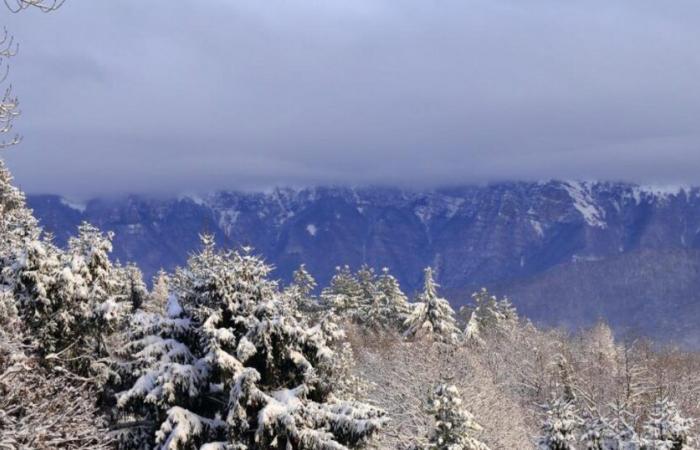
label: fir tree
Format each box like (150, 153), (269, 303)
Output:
(580, 411), (609, 450)
(403, 268), (460, 344)
(146, 269), (171, 314)
(422, 383), (490, 450)
(283, 264), (318, 319)
(360, 267), (410, 331)
(462, 288), (518, 345)
(607, 401), (642, 450)
(641, 398), (693, 450)
(537, 395), (582, 450)
(321, 265), (362, 318)
(121, 263), (148, 312)
(117, 235), (385, 449)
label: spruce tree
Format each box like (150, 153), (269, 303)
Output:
(463, 288), (518, 345)
(422, 383), (490, 450)
(146, 269), (171, 313)
(642, 398), (693, 450)
(403, 268), (460, 344)
(360, 267), (410, 331)
(117, 235), (385, 449)
(537, 395), (582, 450)
(283, 264), (318, 320)
(321, 265), (362, 318)
(607, 401), (642, 450)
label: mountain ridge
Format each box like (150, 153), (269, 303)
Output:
(27, 180), (700, 343)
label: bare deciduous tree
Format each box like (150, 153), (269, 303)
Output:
(4, 0), (64, 13)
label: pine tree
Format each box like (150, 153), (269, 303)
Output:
(421, 383), (490, 450)
(641, 398), (693, 450)
(403, 268), (460, 344)
(537, 395), (582, 450)
(117, 235), (385, 449)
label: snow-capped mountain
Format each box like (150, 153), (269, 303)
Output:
(27, 181), (700, 344)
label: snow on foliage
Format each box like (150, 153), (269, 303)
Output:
(421, 383), (490, 450)
(116, 235), (385, 449)
(642, 398), (694, 450)
(462, 288), (518, 345)
(321, 265), (410, 331)
(537, 395), (582, 450)
(403, 267), (460, 344)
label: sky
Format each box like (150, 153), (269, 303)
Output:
(3, 0), (700, 198)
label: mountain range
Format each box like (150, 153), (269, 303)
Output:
(27, 181), (700, 345)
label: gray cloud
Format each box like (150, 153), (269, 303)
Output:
(3, 0), (700, 198)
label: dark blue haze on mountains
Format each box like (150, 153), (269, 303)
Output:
(27, 182), (700, 347)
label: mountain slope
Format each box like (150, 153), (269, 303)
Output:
(27, 181), (700, 341)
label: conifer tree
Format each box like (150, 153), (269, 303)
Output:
(607, 401), (642, 450)
(537, 395), (582, 450)
(463, 288), (518, 345)
(283, 264), (318, 319)
(321, 265), (362, 318)
(117, 235), (385, 449)
(360, 267), (410, 331)
(580, 411), (609, 450)
(641, 398), (693, 450)
(403, 268), (460, 343)
(121, 263), (148, 312)
(146, 269), (171, 313)
(421, 383), (490, 450)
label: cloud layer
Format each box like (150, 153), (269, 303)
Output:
(4, 0), (700, 197)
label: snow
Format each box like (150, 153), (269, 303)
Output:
(166, 294), (183, 318)
(444, 197), (465, 219)
(562, 181), (607, 228)
(530, 220), (544, 237)
(178, 193), (207, 206)
(59, 197), (86, 213)
(632, 184), (690, 204)
(306, 224), (317, 237)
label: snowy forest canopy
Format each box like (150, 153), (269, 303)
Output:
(2, 3), (700, 450)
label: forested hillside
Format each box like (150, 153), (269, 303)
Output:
(3, 158), (700, 449)
(28, 182), (700, 342)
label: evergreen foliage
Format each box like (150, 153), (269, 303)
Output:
(403, 268), (460, 344)
(422, 383), (490, 450)
(117, 236), (385, 449)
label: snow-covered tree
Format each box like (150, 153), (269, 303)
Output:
(359, 267), (410, 331)
(607, 402), (642, 450)
(119, 263), (148, 312)
(420, 383), (490, 450)
(117, 235), (385, 449)
(641, 398), (693, 450)
(537, 395), (582, 450)
(404, 268), (460, 344)
(580, 412), (610, 450)
(283, 264), (319, 319)
(463, 288), (518, 345)
(145, 269), (171, 313)
(322, 265), (363, 318)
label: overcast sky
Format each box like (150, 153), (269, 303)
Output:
(3, 0), (700, 198)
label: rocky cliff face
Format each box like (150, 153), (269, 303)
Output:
(27, 181), (700, 342)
